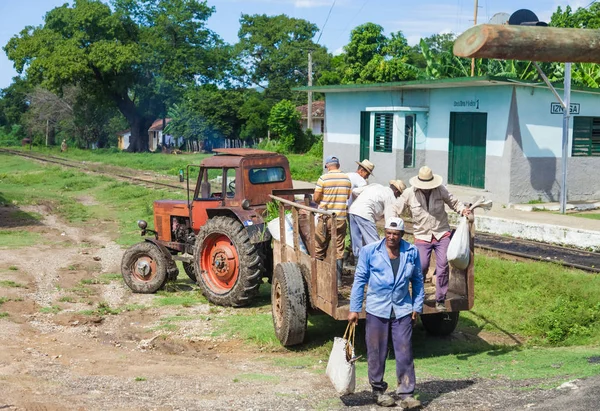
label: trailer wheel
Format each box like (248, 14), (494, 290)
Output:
(194, 216), (263, 307)
(121, 242), (169, 293)
(421, 311), (460, 336)
(272, 263), (307, 346)
(182, 262), (196, 282)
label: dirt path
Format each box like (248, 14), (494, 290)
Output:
(1, 204), (598, 410)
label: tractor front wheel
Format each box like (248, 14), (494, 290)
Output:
(182, 262), (196, 282)
(121, 242), (169, 293)
(194, 216), (263, 307)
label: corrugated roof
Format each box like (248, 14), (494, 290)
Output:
(148, 118), (171, 131)
(296, 100), (325, 118)
(293, 75), (600, 95)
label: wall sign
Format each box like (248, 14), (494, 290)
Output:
(551, 102), (580, 114)
(453, 99), (480, 109)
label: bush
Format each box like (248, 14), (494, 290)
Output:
(307, 135), (323, 157)
(0, 125), (24, 146)
(534, 298), (600, 345)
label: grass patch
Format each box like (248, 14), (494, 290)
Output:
(0, 297), (8, 305)
(40, 305), (62, 314)
(571, 213), (600, 220)
(0, 230), (43, 248)
(123, 304), (146, 312)
(0, 280), (27, 288)
(134, 377), (147, 382)
(154, 291), (207, 307)
(59, 296), (75, 303)
(8, 266), (18, 271)
(80, 274), (121, 285)
(0, 312), (8, 318)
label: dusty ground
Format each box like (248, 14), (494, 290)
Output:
(1, 202), (599, 410)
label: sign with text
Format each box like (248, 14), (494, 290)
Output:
(453, 99), (480, 109)
(551, 102), (580, 115)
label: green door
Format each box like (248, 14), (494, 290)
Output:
(359, 111), (371, 161)
(448, 112), (487, 188)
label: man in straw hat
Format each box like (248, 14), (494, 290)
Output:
(393, 166), (470, 312)
(348, 217), (423, 409)
(346, 159), (375, 207)
(348, 180), (406, 258)
(313, 155), (352, 287)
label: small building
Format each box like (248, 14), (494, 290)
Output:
(148, 118), (173, 151)
(299, 76), (600, 205)
(117, 129), (131, 150)
(296, 100), (325, 135)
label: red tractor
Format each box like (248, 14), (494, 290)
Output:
(120, 148), (296, 307)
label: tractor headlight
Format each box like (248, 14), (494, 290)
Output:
(137, 220), (148, 230)
(242, 199), (251, 210)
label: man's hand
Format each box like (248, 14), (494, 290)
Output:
(411, 311), (419, 327)
(348, 312), (359, 324)
(462, 208), (471, 217)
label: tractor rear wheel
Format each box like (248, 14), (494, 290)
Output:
(421, 311), (460, 336)
(194, 216), (263, 307)
(121, 242), (169, 293)
(272, 263), (307, 346)
(182, 262), (196, 282)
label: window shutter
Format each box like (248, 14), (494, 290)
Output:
(373, 113), (393, 153)
(592, 118), (600, 156)
(572, 117), (592, 157)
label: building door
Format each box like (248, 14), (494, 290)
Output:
(359, 111), (371, 161)
(448, 112), (487, 188)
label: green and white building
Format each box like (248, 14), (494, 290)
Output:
(299, 76), (600, 205)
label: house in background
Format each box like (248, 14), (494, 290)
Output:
(117, 129), (131, 150)
(298, 76), (600, 205)
(296, 100), (325, 135)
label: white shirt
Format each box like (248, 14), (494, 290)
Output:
(347, 172), (367, 207)
(349, 183), (397, 223)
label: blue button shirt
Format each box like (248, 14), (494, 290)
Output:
(350, 238), (424, 319)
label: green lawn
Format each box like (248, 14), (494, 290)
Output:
(571, 213), (600, 220)
(15, 145), (323, 183)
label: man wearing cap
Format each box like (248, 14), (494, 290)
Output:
(348, 217), (424, 409)
(348, 180), (406, 258)
(346, 159), (375, 207)
(313, 155), (352, 286)
(394, 166), (470, 312)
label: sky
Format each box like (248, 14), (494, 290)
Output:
(0, 0), (587, 89)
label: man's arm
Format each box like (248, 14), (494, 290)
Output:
(390, 191), (409, 218)
(348, 247), (370, 323)
(352, 184), (368, 196)
(440, 185), (468, 215)
(313, 177), (324, 204)
(410, 249), (424, 314)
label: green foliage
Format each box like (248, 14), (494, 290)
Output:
(267, 100), (305, 153)
(306, 135), (323, 158)
(0, 281), (27, 288)
(4, 0), (227, 152)
(0, 230), (43, 248)
(535, 299), (600, 344)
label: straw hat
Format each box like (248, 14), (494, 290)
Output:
(409, 166), (443, 190)
(355, 159), (375, 175)
(389, 179), (407, 194)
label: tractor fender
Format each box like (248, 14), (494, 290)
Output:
(206, 207), (271, 244)
(144, 238), (179, 281)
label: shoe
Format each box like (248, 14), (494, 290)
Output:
(435, 301), (447, 312)
(399, 396), (422, 409)
(373, 393), (395, 407)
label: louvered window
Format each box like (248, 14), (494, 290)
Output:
(404, 114), (416, 168)
(373, 113), (393, 153)
(572, 117), (600, 156)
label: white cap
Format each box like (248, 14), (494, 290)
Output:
(385, 217), (405, 231)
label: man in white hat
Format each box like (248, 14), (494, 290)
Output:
(393, 166), (470, 312)
(348, 180), (406, 258)
(346, 159), (375, 207)
(348, 217), (423, 409)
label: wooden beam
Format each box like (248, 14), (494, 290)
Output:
(453, 24), (600, 63)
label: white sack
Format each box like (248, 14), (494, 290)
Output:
(447, 216), (470, 270)
(267, 215), (308, 253)
(325, 336), (356, 395)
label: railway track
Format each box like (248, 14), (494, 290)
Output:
(3, 148), (599, 272)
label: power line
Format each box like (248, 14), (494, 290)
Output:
(340, 0), (370, 38)
(316, 0), (337, 44)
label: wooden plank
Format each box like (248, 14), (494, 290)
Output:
(453, 24), (600, 63)
(278, 203), (286, 264)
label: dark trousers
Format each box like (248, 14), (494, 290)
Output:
(365, 313), (415, 398)
(415, 235), (451, 303)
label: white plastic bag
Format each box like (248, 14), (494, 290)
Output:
(447, 216), (470, 270)
(267, 215), (308, 253)
(326, 323), (356, 395)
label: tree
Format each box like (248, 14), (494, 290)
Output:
(4, 0), (226, 152)
(234, 14), (331, 104)
(334, 23), (418, 84)
(0, 77), (32, 136)
(267, 99), (304, 153)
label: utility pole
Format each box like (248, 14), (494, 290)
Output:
(307, 51), (313, 132)
(560, 62), (571, 214)
(470, 0), (479, 77)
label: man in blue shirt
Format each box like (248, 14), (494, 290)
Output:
(348, 217), (424, 409)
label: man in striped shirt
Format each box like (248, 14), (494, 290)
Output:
(314, 155), (352, 286)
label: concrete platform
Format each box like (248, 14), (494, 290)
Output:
(293, 181), (600, 252)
